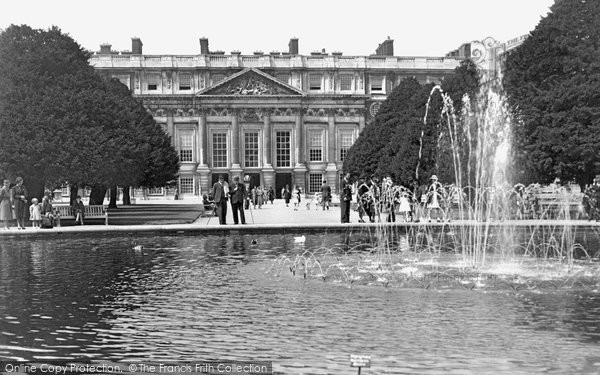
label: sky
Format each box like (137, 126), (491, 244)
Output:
(0, 0), (555, 57)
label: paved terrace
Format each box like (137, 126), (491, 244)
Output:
(1, 199), (600, 237)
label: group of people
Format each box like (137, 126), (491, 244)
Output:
(0, 177), (30, 230)
(0, 177), (86, 230)
(346, 174), (445, 224)
(248, 185), (275, 209)
(580, 177), (600, 221)
(205, 172), (600, 226)
(208, 176), (282, 225)
(211, 174), (246, 225)
(209, 176), (336, 224)
(345, 173), (600, 223)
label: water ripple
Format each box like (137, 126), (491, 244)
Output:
(0, 233), (599, 373)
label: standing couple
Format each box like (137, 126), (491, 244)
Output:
(212, 174), (247, 225)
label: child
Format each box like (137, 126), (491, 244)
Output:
(398, 191), (412, 222)
(292, 186), (301, 211)
(29, 198), (42, 228)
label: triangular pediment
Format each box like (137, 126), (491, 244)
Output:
(196, 68), (304, 96)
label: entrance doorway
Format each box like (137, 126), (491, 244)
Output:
(244, 173), (261, 189)
(275, 173), (292, 199)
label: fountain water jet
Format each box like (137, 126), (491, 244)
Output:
(273, 73), (600, 289)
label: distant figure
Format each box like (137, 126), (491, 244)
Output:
(340, 173), (352, 223)
(11, 176), (28, 230)
(292, 186), (301, 211)
(427, 175), (443, 222)
(268, 186), (275, 204)
(282, 184), (291, 207)
(29, 198), (42, 228)
(40, 195), (56, 228)
(203, 193), (216, 216)
(1, 179), (12, 230)
(398, 190), (412, 222)
(320, 180), (331, 211)
(357, 177), (374, 223)
(72, 195), (85, 225)
(212, 174), (228, 225)
(256, 186), (264, 208)
(228, 176), (247, 225)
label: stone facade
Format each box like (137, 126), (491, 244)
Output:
(90, 37), (468, 199)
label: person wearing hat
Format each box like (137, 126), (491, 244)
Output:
(340, 173), (353, 223)
(356, 176), (373, 223)
(228, 176), (247, 224)
(427, 174), (443, 222)
(212, 174), (229, 225)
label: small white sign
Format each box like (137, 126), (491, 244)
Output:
(350, 354), (372, 368)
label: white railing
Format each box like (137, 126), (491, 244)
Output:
(90, 54), (462, 71)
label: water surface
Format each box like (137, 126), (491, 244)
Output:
(1, 233), (599, 374)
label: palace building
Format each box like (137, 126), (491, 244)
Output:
(90, 36), (510, 200)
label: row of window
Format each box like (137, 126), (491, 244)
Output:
(177, 173), (325, 195)
(178, 130), (354, 167)
(145, 172), (328, 195)
(118, 73), (383, 92)
(174, 173), (326, 195)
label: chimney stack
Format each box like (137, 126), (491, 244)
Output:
(288, 37), (298, 55)
(132, 37), (143, 55)
(199, 37), (209, 54)
(375, 37), (394, 56)
(100, 43), (112, 54)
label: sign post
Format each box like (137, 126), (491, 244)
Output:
(350, 354), (371, 375)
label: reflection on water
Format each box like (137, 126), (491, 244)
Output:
(0, 233), (599, 373)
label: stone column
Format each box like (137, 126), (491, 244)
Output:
(294, 114), (304, 166)
(327, 114), (336, 163)
(196, 113), (210, 196)
(262, 110), (275, 188)
(263, 112), (272, 166)
(230, 111), (243, 179)
(325, 112), (338, 191)
(167, 111), (175, 147)
(293, 111), (307, 191)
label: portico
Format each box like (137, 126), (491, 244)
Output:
(143, 68), (366, 199)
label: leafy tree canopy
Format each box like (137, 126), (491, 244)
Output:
(343, 59), (480, 188)
(503, 0), (600, 186)
(0, 24), (179, 200)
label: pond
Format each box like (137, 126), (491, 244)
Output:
(1, 233), (600, 374)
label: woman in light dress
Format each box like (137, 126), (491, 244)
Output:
(427, 175), (443, 222)
(0, 179), (12, 229)
(398, 189), (412, 222)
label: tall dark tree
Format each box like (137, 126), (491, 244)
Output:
(0, 25), (100, 198)
(343, 60), (480, 189)
(376, 79), (441, 187)
(503, 0), (600, 187)
(0, 25), (179, 205)
(439, 59), (482, 188)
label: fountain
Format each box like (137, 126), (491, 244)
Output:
(273, 76), (600, 290)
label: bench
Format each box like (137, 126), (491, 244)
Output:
(54, 205), (109, 225)
(535, 187), (584, 219)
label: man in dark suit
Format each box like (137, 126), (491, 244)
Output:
(340, 172), (352, 223)
(321, 179), (331, 210)
(228, 175), (247, 224)
(212, 174), (228, 224)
